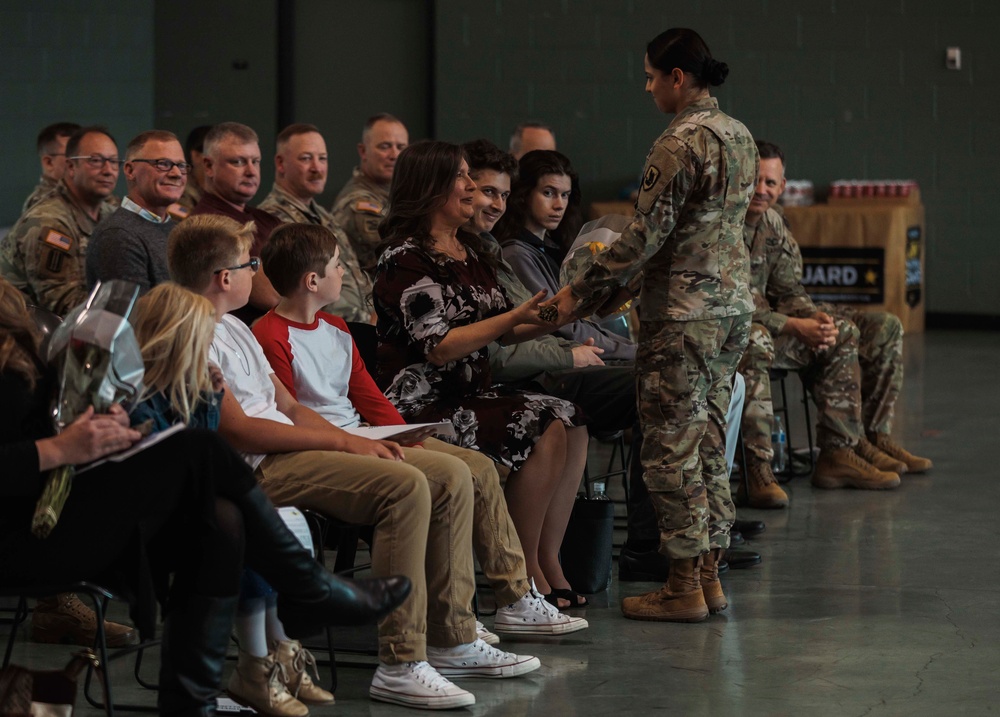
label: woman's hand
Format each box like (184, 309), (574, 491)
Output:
(539, 286), (580, 327)
(37, 406), (143, 469)
(511, 290), (550, 326)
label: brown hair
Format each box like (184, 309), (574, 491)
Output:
(276, 123), (321, 152)
(168, 215), (256, 292)
(132, 283), (216, 422)
(37, 122), (80, 156)
(125, 130), (180, 161)
(65, 125), (117, 159)
(0, 278), (41, 389)
(203, 122), (259, 157)
(261, 223), (339, 297)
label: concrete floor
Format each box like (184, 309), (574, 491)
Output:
(4, 329), (998, 716)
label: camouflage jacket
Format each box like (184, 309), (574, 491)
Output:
(0, 181), (115, 315)
(744, 207), (817, 336)
(176, 180), (203, 212)
(21, 176), (58, 214)
(258, 183), (375, 324)
(570, 96), (756, 322)
(329, 168), (389, 274)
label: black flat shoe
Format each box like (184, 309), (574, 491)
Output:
(730, 529), (745, 546)
(734, 519), (766, 538)
(724, 548), (762, 569)
(545, 588), (589, 609)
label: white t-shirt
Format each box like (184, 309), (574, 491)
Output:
(209, 314), (293, 468)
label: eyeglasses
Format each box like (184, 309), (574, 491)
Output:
(214, 257), (261, 275)
(130, 158), (192, 175)
(68, 155), (122, 168)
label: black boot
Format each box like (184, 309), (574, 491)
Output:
(236, 486), (412, 638)
(158, 594), (238, 716)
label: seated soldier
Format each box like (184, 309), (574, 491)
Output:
(177, 124), (212, 213)
(739, 140), (930, 500)
(1, 126), (119, 315)
(168, 214), (541, 711)
(258, 123), (373, 324)
(23, 122), (79, 213)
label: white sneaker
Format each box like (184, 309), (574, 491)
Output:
(475, 620), (500, 646)
(370, 661), (475, 709)
(427, 638), (540, 679)
(493, 581), (589, 636)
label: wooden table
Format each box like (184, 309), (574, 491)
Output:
(783, 202), (925, 333)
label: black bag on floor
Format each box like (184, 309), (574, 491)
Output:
(559, 496), (614, 594)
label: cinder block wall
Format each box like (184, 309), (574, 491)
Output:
(434, 0), (999, 316)
(0, 0), (154, 225)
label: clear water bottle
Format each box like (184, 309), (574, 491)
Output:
(771, 416), (787, 473)
(591, 480), (611, 500)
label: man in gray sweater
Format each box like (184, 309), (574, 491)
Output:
(86, 130), (190, 294)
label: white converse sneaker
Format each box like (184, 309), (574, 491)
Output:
(369, 661), (475, 709)
(475, 620), (500, 646)
(427, 638), (540, 679)
(494, 581), (589, 636)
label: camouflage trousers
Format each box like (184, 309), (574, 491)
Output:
(739, 317), (862, 464)
(817, 304), (903, 436)
(636, 314), (750, 558)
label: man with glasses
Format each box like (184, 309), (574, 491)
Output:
(86, 130), (192, 294)
(190, 121), (281, 325)
(22, 122), (81, 213)
(1, 126), (121, 315)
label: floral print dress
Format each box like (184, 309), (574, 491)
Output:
(374, 236), (583, 470)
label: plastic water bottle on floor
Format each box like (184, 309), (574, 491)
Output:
(771, 416), (787, 473)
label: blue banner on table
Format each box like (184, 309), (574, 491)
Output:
(799, 247), (885, 304)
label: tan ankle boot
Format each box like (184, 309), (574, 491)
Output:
(855, 436), (908, 474)
(622, 556), (709, 622)
(273, 640), (334, 706)
(227, 651), (309, 717)
(871, 433), (933, 473)
(700, 549), (728, 614)
(737, 461), (789, 509)
(31, 593), (136, 648)
(812, 447), (900, 490)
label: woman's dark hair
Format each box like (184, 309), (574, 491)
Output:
(379, 140), (495, 266)
(494, 150), (583, 255)
(646, 28), (728, 88)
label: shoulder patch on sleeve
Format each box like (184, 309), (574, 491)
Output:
(167, 203), (190, 221)
(355, 200), (383, 215)
(636, 142), (685, 215)
(41, 228), (73, 252)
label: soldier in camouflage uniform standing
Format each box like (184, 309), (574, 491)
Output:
(1, 126), (119, 316)
(330, 114), (409, 274)
(738, 141), (930, 499)
(547, 29), (756, 623)
(259, 123), (375, 324)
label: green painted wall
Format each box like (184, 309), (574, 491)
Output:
(0, 0), (154, 225)
(434, 0), (1000, 316)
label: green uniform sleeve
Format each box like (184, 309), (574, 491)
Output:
(756, 217), (818, 334)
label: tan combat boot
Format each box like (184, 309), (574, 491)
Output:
(227, 651), (309, 717)
(622, 556), (709, 622)
(870, 433), (933, 473)
(737, 461), (789, 509)
(273, 639), (334, 706)
(700, 549), (728, 614)
(31, 593), (137, 648)
(855, 436), (908, 474)
(812, 447), (900, 490)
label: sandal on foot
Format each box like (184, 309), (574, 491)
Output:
(544, 589), (589, 609)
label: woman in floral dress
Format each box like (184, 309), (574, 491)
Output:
(373, 141), (590, 608)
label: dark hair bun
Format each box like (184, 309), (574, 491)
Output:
(704, 58), (729, 86)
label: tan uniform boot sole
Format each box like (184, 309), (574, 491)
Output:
(622, 590), (709, 623)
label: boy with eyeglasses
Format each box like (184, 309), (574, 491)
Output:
(86, 130), (195, 295)
(0, 126), (120, 315)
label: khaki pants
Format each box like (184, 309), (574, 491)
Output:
(424, 438), (531, 606)
(254, 445), (475, 663)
